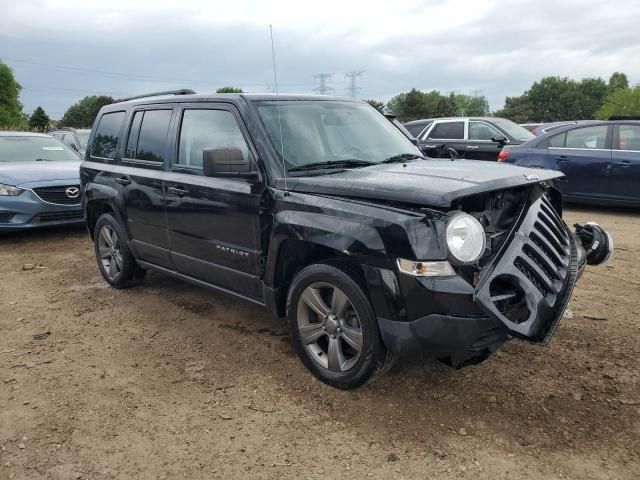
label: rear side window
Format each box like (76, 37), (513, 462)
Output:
(125, 109), (173, 163)
(429, 121), (464, 140)
(177, 109), (250, 168)
(565, 125), (608, 149)
(405, 122), (430, 137)
(618, 125), (640, 151)
(91, 111), (125, 159)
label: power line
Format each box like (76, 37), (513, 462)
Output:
(345, 71), (363, 98)
(21, 83), (128, 97)
(313, 73), (334, 95)
(3, 57), (316, 87)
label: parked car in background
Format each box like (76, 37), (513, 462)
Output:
(501, 120), (640, 206)
(49, 127), (91, 157)
(405, 117), (535, 161)
(0, 132), (84, 230)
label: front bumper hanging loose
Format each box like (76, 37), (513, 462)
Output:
(474, 195), (613, 344)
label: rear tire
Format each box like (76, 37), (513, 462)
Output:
(287, 262), (395, 389)
(94, 213), (146, 289)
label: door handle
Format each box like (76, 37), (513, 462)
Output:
(466, 145), (479, 149)
(556, 155), (568, 163)
(168, 186), (189, 196)
(616, 160), (632, 168)
(115, 176), (131, 186)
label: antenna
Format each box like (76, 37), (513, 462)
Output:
(270, 24), (287, 192)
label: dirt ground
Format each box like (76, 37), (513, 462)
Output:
(1, 205), (638, 480)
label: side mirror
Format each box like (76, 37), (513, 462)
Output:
(491, 134), (508, 145)
(202, 148), (258, 179)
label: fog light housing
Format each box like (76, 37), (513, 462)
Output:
(397, 259), (456, 277)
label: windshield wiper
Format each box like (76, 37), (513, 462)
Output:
(288, 159), (375, 173)
(381, 153), (426, 164)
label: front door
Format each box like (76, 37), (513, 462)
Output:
(467, 120), (504, 161)
(164, 104), (265, 301)
(610, 123), (640, 204)
(547, 124), (612, 199)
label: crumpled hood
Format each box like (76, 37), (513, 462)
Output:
(0, 161), (80, 187)
(277, 159), (563, 208)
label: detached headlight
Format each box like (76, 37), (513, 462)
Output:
(0, 184), (23, 196)
(446, 212), (486, 264)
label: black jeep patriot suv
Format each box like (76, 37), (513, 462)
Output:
(81, 91), (613, 389)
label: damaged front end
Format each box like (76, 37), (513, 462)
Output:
(471, 185), (613, 344)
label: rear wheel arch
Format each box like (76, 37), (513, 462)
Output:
(85, 201), (118, 240)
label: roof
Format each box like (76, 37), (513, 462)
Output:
(48, 127), (91, 133)
(106, 92), (364, 109)
(0, 131), (52, 138)
(406, 117), (506, 124)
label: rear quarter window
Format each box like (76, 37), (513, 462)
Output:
(90, 111), (125, 161)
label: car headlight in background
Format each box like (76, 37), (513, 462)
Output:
(446, 212), (486, 264)
(0, 184), (23, 196)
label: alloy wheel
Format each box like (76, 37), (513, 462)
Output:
(97, 224), (123, 281)
(296, 282), (364, 372)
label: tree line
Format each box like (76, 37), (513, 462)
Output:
(1, 56), (638, 131)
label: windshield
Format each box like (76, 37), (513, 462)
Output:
(0, 136), (80, 162)
(76, 130), (91, 149)
(492, 118), (536, 142)
(254, 100), (420, 172)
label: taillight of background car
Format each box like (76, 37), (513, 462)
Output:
(498, 149), (511, 162)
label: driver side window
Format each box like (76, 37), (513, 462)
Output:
(178, 109), (250, 168)
(468, 121), (501, 141)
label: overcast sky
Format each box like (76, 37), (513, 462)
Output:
(1, 0), (639, 119)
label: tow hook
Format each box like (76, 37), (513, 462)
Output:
(574, 222), (614, 266)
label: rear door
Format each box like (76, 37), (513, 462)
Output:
(422, 120), (466, 157)
(610, 123), (640, 204)
(164, 103), (265, 301)
(547, 124), (612, 199)
(117, 106), (175, 268)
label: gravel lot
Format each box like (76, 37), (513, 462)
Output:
(1, 205), (639, 480)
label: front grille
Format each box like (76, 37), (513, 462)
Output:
(33, 185), (82, 205)
(475, 193), (578, 343)
(0, 212), (14, 222)
(36, 211), (84, 223)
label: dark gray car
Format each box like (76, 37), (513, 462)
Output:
(0, 132), (84, 231)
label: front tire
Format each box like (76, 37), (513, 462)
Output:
(287, 262), (395, 389)
(94, 213), (146, 289)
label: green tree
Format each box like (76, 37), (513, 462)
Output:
(216, 86), (244, 93)
(365, 99), (385, 112)
(386, 89), (450, 121)
(454, 94), (488, 116)
(60, 95), (113, 128)
(608, 72), (629, 92)
(494, 95), (535, 123)
(576, 77), (609, 119)
(28, 106), (50, 132)
(596, 86), (640, 119)
(0, 60), (25, 128)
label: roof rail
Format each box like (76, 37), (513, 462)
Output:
(114, 89), (196, 103)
